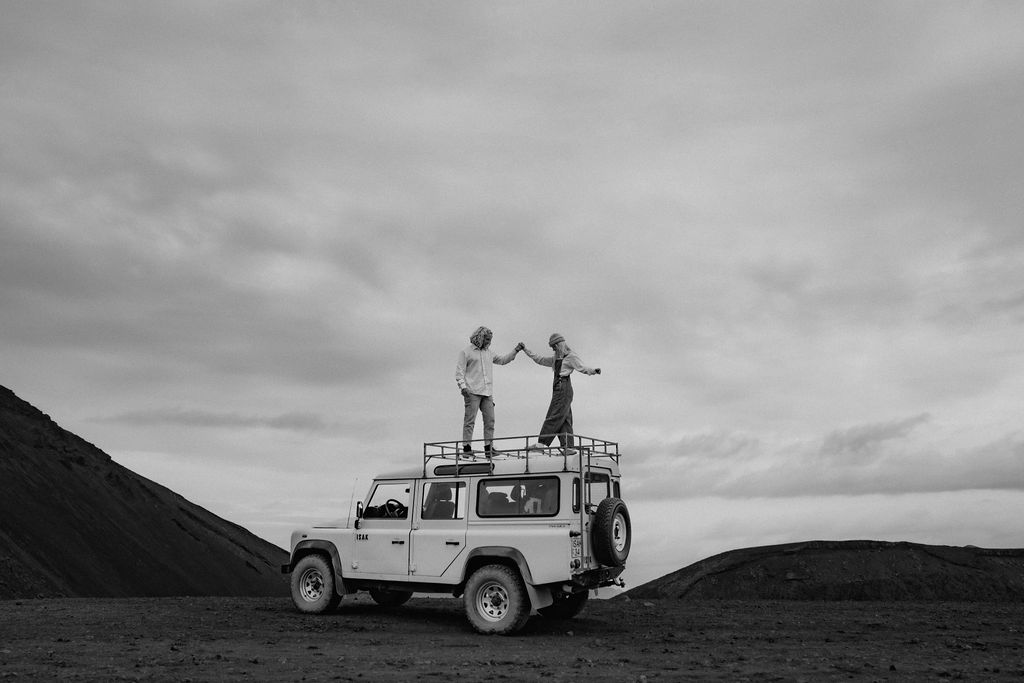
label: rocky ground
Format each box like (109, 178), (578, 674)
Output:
(1, 595), (1022, 681)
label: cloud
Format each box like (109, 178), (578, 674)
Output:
(98, 408), (335, 433)
(820, 414), (931, 459)
(628, 417), (1024, 501)
(3, 2), (1024, 559)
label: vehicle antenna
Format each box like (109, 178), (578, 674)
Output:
(345, 477), (360, 528)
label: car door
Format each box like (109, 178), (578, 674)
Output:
(410, 480), (467, 580)
(350, 480), (412, 579)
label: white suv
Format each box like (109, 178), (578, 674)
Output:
(282, 435), (630, 635)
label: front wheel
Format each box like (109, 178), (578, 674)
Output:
(369, 588), (413, 607)
(291, 555), (341, 614)
(463, 564), (530, 635)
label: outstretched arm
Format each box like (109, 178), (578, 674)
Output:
(564, 352), (600, 375)
(521, 345), (555, 367)
(492, 345), (521, 365)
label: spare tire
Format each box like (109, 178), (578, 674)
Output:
(591, 497), (631, 567)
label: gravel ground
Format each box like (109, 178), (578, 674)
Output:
(1, 595), (1023, 681)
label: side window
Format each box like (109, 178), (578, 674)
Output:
(362, 482), (410, 519)
(573, 477), (580, 513)
(421, 481), (466, 520)
(613, 479), (621, 499)
(477, 477), (559, 517)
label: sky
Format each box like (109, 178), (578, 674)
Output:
(2, 1), (1023, 588)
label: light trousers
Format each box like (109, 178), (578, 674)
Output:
(462, 393), (495, 445)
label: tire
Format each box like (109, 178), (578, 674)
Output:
(538, 590), (589, 620)
(291, 554), (341, 614)
(369, 588), (413, 607)
(591, 497), (631, 567)
(463, 564), (531, 635)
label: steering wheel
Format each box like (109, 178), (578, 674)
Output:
(383, 499), (406, 518)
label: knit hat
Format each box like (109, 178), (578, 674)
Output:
(548, 333), (565, 347)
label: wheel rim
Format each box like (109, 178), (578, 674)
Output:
(299, 567), (325, 602)
(612, 512), (628, 553)
(475, 581), (509, 622)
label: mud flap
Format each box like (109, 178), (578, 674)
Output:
(525, 583), (555, 613)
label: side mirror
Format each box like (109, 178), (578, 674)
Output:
(354, 501), (364, 529)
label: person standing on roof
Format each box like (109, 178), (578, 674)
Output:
(522, 332), (600, 454)
(455, 326), (523, 455)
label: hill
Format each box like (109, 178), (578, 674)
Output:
(626, 539), (1024, 601)
(0, 385), (287, 599)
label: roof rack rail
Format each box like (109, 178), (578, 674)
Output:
(421, 434), (620, 477)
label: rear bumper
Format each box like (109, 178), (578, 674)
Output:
(571, 564), (625, 590)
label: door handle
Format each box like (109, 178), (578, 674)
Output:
(445, 540), (461, 546)
(392, 539), (405, 545)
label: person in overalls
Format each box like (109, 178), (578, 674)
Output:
(522, 333), (601, 454)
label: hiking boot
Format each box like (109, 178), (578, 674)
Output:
(527, 443), (547, 451)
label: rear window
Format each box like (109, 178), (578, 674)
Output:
(585, 471), (610, 504)
(477, 477), (559, 517)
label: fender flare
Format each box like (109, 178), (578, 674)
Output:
(289, 540), (347, 593)
(462, 547), (553, 610)
(463, 546), (536, 585)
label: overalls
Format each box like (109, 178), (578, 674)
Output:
(537, 356), (574, 448)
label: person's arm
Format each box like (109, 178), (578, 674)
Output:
(563, 352), (601, 375)
(491, 346), (520, 365)
(522, 346), (555, 367)
(455, 349), (470, 394)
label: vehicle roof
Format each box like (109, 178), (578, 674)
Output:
(373, 468), (422, 480)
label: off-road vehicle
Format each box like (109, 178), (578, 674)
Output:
(282, 435), (630, 634)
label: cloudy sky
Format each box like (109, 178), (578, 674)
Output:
(3, 1), (1023, 587)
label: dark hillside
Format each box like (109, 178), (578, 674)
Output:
(626, 540), (1024, 601)
(0, 385), (287, 599)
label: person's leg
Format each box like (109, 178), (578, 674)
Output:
(480, 395), (495, 445)
(564, 385), (575, 448)
(555, 382), (575, 449)
(463, 393), (482, 445)
(537, 381), (570, 446)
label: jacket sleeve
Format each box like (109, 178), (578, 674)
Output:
(523, 348), (555, 367)
(564, 352), (599, 375)
(455, 349), (469, 390)
(491, 348), (519, 365)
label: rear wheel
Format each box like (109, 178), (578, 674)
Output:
(369, 588), (413, 607)
(538, 590), (589, 619)
(463, 564), (530, 635)
(291, 555), (341, 613)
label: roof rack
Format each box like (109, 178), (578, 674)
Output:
(421, 434), (620, 477)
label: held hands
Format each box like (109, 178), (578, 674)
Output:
(515, 342), (526, 352)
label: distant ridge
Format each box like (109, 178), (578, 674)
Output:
(625, 540), (1024, 601)
(0, 385), (287, 599)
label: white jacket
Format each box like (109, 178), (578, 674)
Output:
(455, 345), (518, 396)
